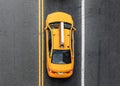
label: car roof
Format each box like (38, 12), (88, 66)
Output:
(46, 12), (74, 26)
(52, 29), (71, 49)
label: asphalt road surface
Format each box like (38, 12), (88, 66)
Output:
(0, 0), (38, 86)
(0, 0), (120, 86)
(85, 0), (120, 86)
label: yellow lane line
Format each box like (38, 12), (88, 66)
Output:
(42, 0), (44, 85)
(38, 0), (41, 85)
(38, 0), (44, 85)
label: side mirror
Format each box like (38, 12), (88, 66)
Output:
(44, 26), (49, 30)
(72, 27), (76, 31)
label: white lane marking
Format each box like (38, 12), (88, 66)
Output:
(81, 0), (85, 86)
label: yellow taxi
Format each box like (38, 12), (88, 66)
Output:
(45, 12), (76, 78)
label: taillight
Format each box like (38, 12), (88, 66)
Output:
(66, 70), (73, 73)
(51, 70), (56, 73)
(48, 68), (56, 73)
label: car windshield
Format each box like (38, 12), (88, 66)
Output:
(49, 22), (71, 29)
(49, 22), (60, 28)
(64, 22), (71, 29)
(52, 50), (71, 64)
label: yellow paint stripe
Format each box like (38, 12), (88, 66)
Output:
(38, 0), (44, 85)
(38, 0), (41, 86)
(42, 0), (44, 85)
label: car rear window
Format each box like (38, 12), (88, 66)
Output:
(51, 50), (71, 64)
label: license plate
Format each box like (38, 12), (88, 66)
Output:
(57, 72), (63, 75)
